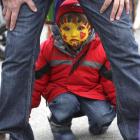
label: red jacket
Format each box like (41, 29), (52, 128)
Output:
(32, 35), (116, 108)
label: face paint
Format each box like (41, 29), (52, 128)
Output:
(59, 19), (91, 48)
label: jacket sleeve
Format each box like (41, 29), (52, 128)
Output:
(31, 38), (52, 108)
(100, 60), (116, 107)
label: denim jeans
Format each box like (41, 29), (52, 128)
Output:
(0, 0), (51, 139)
(48, 93), (116, 139)
(78, 0), (140, 139)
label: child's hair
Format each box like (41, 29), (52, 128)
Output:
(58, 12), (90, 26)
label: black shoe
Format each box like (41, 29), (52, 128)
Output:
(89, 126), (108, 135)
(53, 131), (76, 140)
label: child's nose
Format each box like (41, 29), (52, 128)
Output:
(71, 31), (79, 37)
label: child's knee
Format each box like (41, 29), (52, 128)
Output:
(89, 114), (116, 135)
(98, 113), (115, 126)
(49, 93), (80, 123)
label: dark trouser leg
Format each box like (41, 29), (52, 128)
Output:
(0, 0), (51, 139)
(79, 98), (116, 135)
(48, 93), (80, 140)
(79, 0), (140, 139)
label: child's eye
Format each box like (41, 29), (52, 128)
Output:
(63, 26), (70, 31)
(77, 26), (85, 31)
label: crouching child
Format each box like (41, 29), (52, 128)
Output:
(31, 0), (116, 140)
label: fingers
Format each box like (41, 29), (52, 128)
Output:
(110, 0), (120, 21)
(4, 9), (12, 29)
(100, 0), (130, 21)
(2, 0), (37, 31)
(100, 0), (112, 13)
(25, 0), (37, 12)
(2, 7), (7, 17)
(125, 0), (130, 14)
(9, 0), (37, 30)
(4, 7), (20, 31)
(115, 0), (125, 20)
(10, 8), (20, 31)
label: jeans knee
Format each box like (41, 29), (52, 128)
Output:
(101, 116), (114, 126)
(90, 114), (115, 129)
(49, 93), (80, 123)
(89, 114), (115, 135)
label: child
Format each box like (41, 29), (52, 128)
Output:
(31, 0), (116, 140)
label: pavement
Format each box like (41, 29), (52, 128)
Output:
(1, 27), (140, 140)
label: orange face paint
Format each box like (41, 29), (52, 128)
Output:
(80, 32), (86, 39)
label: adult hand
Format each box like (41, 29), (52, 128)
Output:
(100, 0), (129, 21)
(2, 0), (37, 31)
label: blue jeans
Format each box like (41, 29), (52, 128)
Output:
(78, 0), (140, 139)
(0, 0), (51, 139)
(48, 93), (116, 139)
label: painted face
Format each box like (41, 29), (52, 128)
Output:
(59, 16), (91, 48)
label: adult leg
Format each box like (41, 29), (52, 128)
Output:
(10, 124), (34, 140)
(78, 0), (140, 139)
(79, 98), (116, 135)
(48, 93), (80, 140)
(0, 0), (51, 139)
